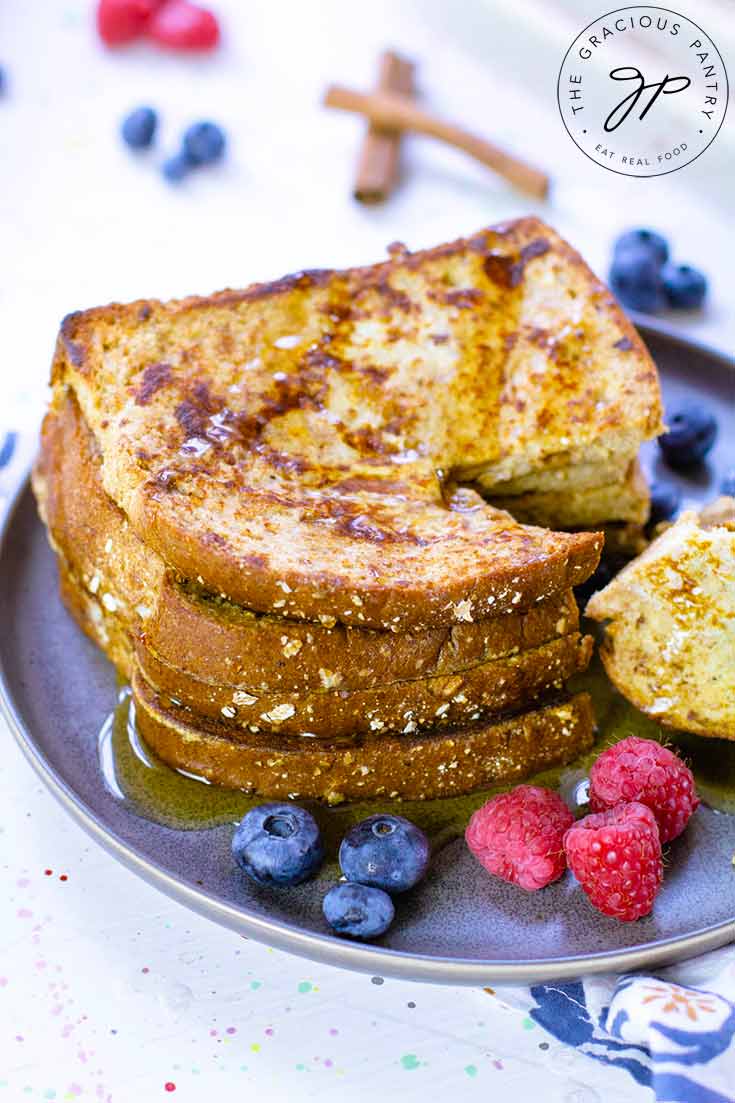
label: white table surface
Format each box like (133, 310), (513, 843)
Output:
(1, 1), (732, 1099)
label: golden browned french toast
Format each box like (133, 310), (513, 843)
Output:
(42, 426), (591, 739)
(35, 217), (668, 802)
(586, 498), (735, 740)
(48, 216), (665, 630)
(58, 550), (589, 738)
(35, 392), (581, 695)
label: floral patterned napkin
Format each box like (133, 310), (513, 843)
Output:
(497, 946), (735, 1102)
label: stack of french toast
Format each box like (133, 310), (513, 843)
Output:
(33, 217), (663, 803)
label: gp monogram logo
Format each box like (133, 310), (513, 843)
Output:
(557, 6), (728, 177)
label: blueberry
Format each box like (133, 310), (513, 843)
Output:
(609, 248), (665, 313)
(323, 883), (394, 939)
(658, 406), (718, 470)
(182, 120), (226, 165)
(162, 151), (194, 183)
(648, 481), (681, 526)
(339, 814), (430, 894)
(662, 263), (707, 310)
(613, 228), (669, 268)
(232, 802), (324, 886)
(0, 431), (17, 469)
(720, 470), (735, 497)
(121, 106), (158, 150)
(0, 66), (6, 95)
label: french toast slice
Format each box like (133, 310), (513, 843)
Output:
(57, 550), (596, 802)
(586, 498), (735, 740)
(48, 216), (662, 628)
(56, 549), (590, 739)
(36, 393), (580, 694)
(146, 578), (578, 694)
(132, 671), (595, 802)
(134, 630), (592, 738)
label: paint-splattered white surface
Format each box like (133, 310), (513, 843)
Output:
(3, 780), (649, 1102)
(1, 1), (732, 1100)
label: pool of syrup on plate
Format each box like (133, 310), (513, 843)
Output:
(97, 655), (735, 853)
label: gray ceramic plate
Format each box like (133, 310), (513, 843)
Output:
(1, 322), (734, 986)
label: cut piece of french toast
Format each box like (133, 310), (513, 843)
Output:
(36, 392), (581, 694)
(132, 671), (595, 802)
(49, 216), (664, 628)
(586, 498), (735, 740)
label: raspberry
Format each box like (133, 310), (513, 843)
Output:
(97, 0), (161, 46)
(465, 785), (573, 891)
(589, 736), (699, 843)
(147, 0), (220, 50)
(564, 802), (663, 922)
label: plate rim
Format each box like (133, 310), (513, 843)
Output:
(2, 324), (734, 986)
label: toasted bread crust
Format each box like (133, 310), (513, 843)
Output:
(135, 631), (592, 738)
(37, 394), (581, 693)
(137, 505), (601, 630)
(44, 216), (661, 628)
(132, 671), (595, 802)
(148, 580), (579, 693)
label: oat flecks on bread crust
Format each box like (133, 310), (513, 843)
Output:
(586, 498), (735, 741)
(44, 215), (665, 628)
(132, 670), (596, 803)
(135, 628), (592, 738)
(56, 546), (591, 740)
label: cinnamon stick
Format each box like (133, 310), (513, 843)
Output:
(354, 51), (415, 204)
(324, 84), (550, 200)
